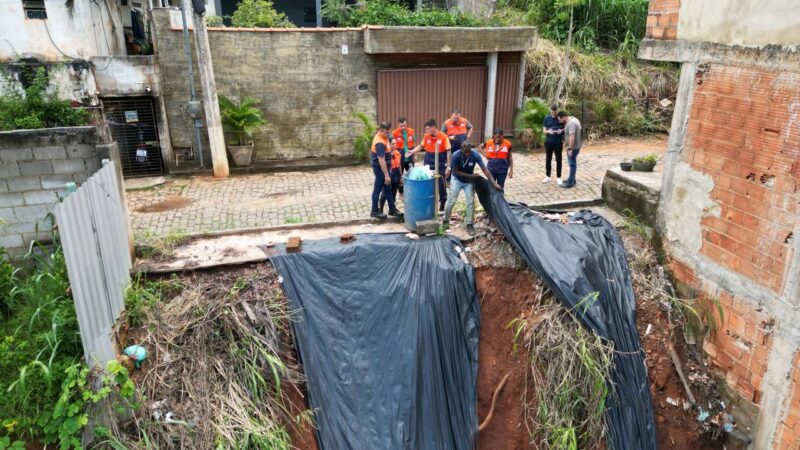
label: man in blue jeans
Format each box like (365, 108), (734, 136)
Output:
(558, 112), (582, 188)
(443, 142), (501, 236)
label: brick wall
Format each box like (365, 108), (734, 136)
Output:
(671, 259), (772, 405)
(0, 126), (102, 259)
(684, 64), (799, 293)
(776, 353), (800, 449)
(645, 0), (680, 40)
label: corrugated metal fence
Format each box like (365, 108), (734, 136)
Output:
(55, 161), (131, 367)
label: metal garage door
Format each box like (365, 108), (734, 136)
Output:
(102, 97), (165, 178)
(378, 67), (488, 143)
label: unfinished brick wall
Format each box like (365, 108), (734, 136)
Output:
(684, 64), (799, 293)
(645, 0), (679, 40)
(776, 352), (800, 449)
(671, 259), (773, 404)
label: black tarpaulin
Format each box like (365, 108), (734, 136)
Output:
(271, 234), (480, 450)
(474, 179), (658, 450)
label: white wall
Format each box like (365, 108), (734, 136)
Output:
(0, 0), (126, 61)
(678, 0), (800, 47)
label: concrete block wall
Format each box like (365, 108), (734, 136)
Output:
(645, 0), (679, 40)
(654, 51), (800, 448)
(0, 126), (102, 259)
(151, 9), (379, 164)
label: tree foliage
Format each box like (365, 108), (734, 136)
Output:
(230, 0), (295, 28)
(498, 0), (649, 54)
(322, 0), (484, 27)
(0, 67), (89, 131)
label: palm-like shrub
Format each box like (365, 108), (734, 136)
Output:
(353, 112), (377, 161)
(514, 97), (550, 148)
(218, 95), (267, 146)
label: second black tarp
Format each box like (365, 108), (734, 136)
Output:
(475, 179), (658, 450)
(271, 234), (480, 450)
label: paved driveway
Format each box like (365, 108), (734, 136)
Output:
(127, 136), (667, 238)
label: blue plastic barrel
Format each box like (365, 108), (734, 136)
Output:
(403, 176), (436, 231)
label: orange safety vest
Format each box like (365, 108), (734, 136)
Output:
(392, 128), (415, 151)
(371, 133), (391, 157)
(422, 131), (451, 153)
(444, 118), (470, 137)
(485, 139), (512, 159)
(390, 148), (401, 170)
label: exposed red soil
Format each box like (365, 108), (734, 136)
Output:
(475, 267), (539, 450)
(285, 383), (320, 450)
(636, 283), (723, 450)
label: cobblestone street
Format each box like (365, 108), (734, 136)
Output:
(127, 136), (667, 237)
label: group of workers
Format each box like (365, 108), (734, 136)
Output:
(369, 106), (582, 236)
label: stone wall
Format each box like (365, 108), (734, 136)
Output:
(0, 126), (103, 259)
(151, 9), (379, 164)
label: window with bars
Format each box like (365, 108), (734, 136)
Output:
(23, 0), (47, 19)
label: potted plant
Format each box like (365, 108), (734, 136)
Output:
(218, 95), (267, 167)
(632, 154), (658, 172)
(620, 160), (633, 171)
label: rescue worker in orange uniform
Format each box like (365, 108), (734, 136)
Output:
(442, 109), (473, 159)
(392, 117), (415, 176)
(379, 142), (403, 213)
(407, 118), (452, 211)
(370, 121), (402, 218)
(479, 128), (513, 189)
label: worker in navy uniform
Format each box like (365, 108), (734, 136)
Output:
(370, 121), (402, 218)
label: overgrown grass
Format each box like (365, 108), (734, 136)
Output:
(509, 293), (614, 450)
(134, 229), (191, 260)
(323, 0), (485, 27)
(0, 242), (135, 448)
(283, 216), (302, 224)
(110, 268), (308, 448)
(621, 208), (650, 241)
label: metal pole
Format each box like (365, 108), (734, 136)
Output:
(434, 143), (440, 213)
(179, 0), (205, 168)
(315, 0), (322, 27)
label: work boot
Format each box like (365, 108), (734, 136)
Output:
(467, 225), (476, 236)
(370, 210), (387, 219)
(388, 208), (403, 218)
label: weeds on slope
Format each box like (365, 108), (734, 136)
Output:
(111, 266), (308, 449)
(509, 290), (614, 450)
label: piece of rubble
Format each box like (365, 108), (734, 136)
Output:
(340, 233), (356, 243)
(405, 233), (419, 240)
(415, 219), (440, 235)
(287, 236), (302, 253)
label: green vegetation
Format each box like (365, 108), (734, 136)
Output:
(0, 67), (89, 131)
(205, 14), (226, 26)
(230, 0), (295, 28)
(134, 228), (191, 260)
(632, 153), (658, 165)
(514, 97), (550, 148)
(0, 242), (135, 448)
(284, 216), (302, 224)
(218, 95), (268, 146)
(498, 0), (648, 55)
(495, 0), (678, 138)
(353, 112), (377, 161)
(509, 295), (614, 450)
(322, 0), (484, 27)
(621, 208), (650, 241)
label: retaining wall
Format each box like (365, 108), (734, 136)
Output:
(0, 126), (103, 259)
